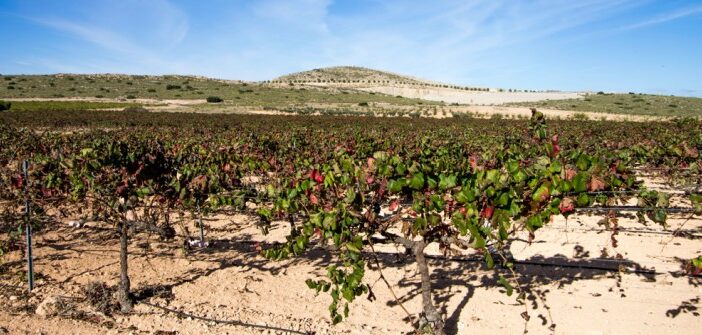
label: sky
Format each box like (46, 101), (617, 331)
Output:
(0, 0), (701, 96)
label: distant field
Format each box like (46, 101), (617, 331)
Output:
(0, 74), (435, 106)
(4, 100), (151, 112)
(508, 93), (702, 117)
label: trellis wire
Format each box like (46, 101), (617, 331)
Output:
(574, 206), (697, 214)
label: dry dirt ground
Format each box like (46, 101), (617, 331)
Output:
(4, 97), (667, 122)
(273, 82), (582, 105)
(355, 86), (581, 105)
(1, 181), (700, 335)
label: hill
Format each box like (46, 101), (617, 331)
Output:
(268, 66), (584, 105)
(2, 70), (699, 117)
(272, 66), (430, 85)
(0, 73), (432, 107)
(269, 66), (487, 91)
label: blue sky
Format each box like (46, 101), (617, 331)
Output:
(1, 0), (701, 96)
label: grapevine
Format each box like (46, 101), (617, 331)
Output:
(0, 110), (700, 334)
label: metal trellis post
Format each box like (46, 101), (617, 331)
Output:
(197, 200), (205, 247)
(23, 160), (34, 292)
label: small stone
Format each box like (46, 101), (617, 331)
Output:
(8, 296), (17, 301)
(68, 218), (88, 228)
(35, 296), (62, 317)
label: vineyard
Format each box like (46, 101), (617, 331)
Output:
(0, 109), (701, 334)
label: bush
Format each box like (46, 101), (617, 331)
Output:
(358, 102), (369, 107)
(206, 96), (223, 103)
(83, 282), (118, 315)
(166, 84), (181, 90)
(571, 112), (590, 121)
(126, 95), (136, 99)
(122, 106), (149, 113)
(0, 100), (11, 111)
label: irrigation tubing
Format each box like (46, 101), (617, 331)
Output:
(533, 225), (702, 238)
(139, 301), (312, 335)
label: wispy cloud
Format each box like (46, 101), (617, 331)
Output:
(22, 0), (189, 73)
(431, 0), (634, 53)
(303, 0), (640, 84)
(253, 0), (331, 34)
(33, 17), (141, 56)
(621, 5), (702, 30)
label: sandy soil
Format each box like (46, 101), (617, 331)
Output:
(462, 106), (664, 122)
(7, 96), (668, 122)
(356, 86), (582, 105)
(1, 177), (700, 335)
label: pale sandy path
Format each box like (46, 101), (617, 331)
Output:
(274, 82), (583, 105)
(465, 105), (665, 122)
(357, 86), (582, 105)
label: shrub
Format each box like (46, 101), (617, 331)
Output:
(83, 282), (118, 315)
(147, 88), (156, 93)
(122, 106), (149, 113)
(126, 95), (136, 99)
(358, 102), (369, 107)
(0, 100), (11, 111)
(206, 96), (223, 103)
(571, 112), (590, 121)
(166, 84), (181, 90)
